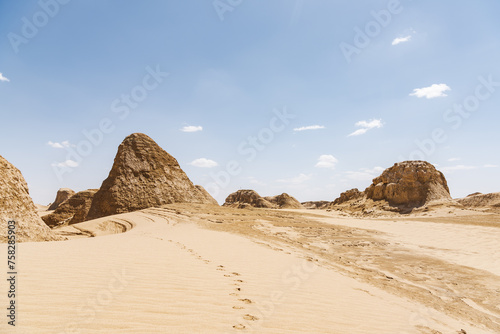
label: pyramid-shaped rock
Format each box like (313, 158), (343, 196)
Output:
(86, 133), (217, 220)
(0, 155), (61, 242)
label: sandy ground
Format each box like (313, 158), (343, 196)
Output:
(1, 205), (499, 333)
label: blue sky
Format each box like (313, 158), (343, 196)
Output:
(1, 0), (499, 205)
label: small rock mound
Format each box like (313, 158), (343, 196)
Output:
(457, 192), (500, 211)
(42, 189), (98, 227)
(48, 188), (75, 210)
(0, 155), (62, 242)
(365, 161), (451, 209)
(264, 193), (304, 209)
(223, 190), (275, 209)
(301, 201), (330, 209)
(331, 188), (364, 206)
(86, 133), (217, 221)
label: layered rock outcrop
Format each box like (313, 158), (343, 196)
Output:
(86, 133), (217, 220)
(223, 190), (275, 209)
(0, 155), (61, 242)
(48, 188), (75, 210)
(42, 189), (97, 227)
(364, 161), (451, 208)
(264, 193), (304, 209)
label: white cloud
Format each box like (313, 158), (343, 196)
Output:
(447, 157), (461, 162)
(247, 177), (267, 186)
(0, 73), (9, 82)
(345, 166), (384, 181)
(315, 155), (339, 169)
(293, 125), (325, 132)
(47, 140), (72, 149)
(188, 158), (218, 168)
(277, 173), (312, 184)
(392, 35), (412, 45)
(348, 119), (383, 137)
(484, 164), (499, 168)
(410, 84), (451, 99)
(51, 160), (79, 168)
(180, 125), (203, 132)
(440, 165), (477, 173)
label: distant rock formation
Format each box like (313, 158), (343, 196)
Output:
(301, 201), (330, 210)
(330, 161), (452, 214)
(48, 188), (75, 210)
(223, 190), (303, 209)
(223, 190), (275, 209)
(42, 189), (97, 227)
(0, 155), (62, 242)
(365, 161), (451, 208)
(86, 133), (218, 221)
(331, 188), (363, 206)
(264, 193), (304, 209)
(457, 192), (500, 211)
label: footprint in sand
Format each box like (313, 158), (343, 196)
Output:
(243, 314), (259, 321)
(232, 306), (244, 310)
(233, 324), (246, 330)
(238, 298), (253, 304)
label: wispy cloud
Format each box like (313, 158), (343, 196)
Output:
(447, 157), (461, 162)
(0, 73), (10, 82)
(345, 166), (384, 181)
(188, 158), (218, 168)
(47, 140), (72, 149)
(392, 35), (412, 45)
(277, 173), (312, 184)
(348, 119), (383, 137)
(315, 155), (338, 169)
(51, 160), (79, 168)
(410, 84), (451, 99)
(440, 165), (477, 173)
(293, 125), (325, 132)
(180, 125), (203, 132)
(484, 164), (499, 168)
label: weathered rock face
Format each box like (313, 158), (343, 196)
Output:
(264, 193), (304, 209)
(331, 188), (364, 206)
(301, 201), (330, 210)
(223, 190), (275, 209)
(0, 155), (61, 242)
(195, 185), (219, 206)
(365, 161), (451, 208)
(42, 189), (97, 227)
(48, 188), (75, 210)
(86, 133), (217, 220)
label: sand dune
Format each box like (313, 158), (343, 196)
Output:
(1, 205), (499, 333)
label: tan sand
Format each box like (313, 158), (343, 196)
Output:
(1, 205), (499, 333)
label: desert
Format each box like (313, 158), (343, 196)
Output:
(1, 2), (500, 333)
(1, 133), (500, 333)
